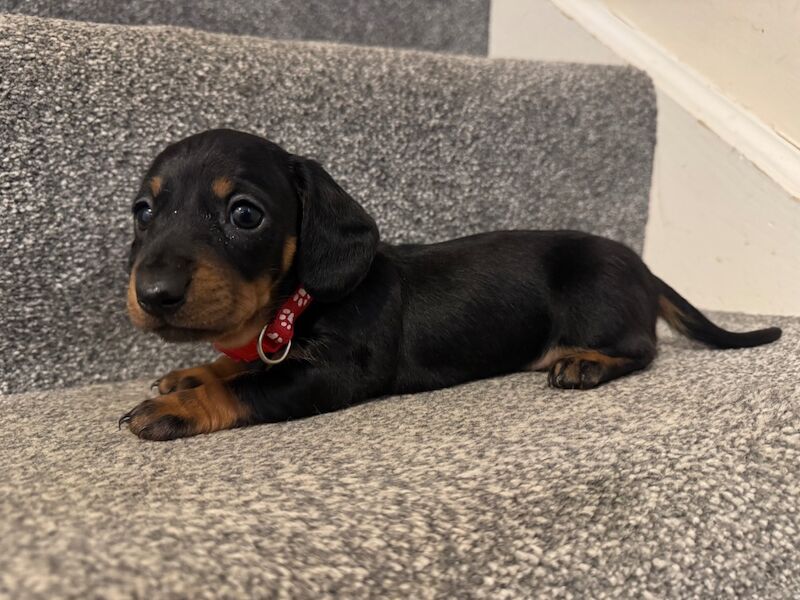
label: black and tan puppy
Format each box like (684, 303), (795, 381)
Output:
(120, 129), (781, 441)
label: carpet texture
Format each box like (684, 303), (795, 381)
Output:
(0, 0), (490, 55)
(0, 15), (656, 394)
(1, 315), (797, 598)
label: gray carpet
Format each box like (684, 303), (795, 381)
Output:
(1, 315), (797, 598)
(0, 15), (656, 394)
(3, 9), (795, 600)
(0, 0), (490, 55)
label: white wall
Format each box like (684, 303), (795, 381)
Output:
(605, 0), (800, 150)
(489, 0), (800, 316)
(644, 93), (800, 315)
(489, 0), (622, 64)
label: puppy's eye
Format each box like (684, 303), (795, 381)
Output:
(230, 197), (263, 229)
(133, 200), (154, 228)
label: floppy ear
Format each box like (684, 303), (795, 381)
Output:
(290, 156), (380, 302)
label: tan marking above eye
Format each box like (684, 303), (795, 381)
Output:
(212, 176), (234, 199)
(149, 176), (162, 197)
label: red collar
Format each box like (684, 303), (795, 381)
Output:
(213, 287), (312, 363)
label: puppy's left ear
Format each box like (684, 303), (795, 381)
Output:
(290, 156), (380, 302)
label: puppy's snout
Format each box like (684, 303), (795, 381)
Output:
(136, 261), (192, 317)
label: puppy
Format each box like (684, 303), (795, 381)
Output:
(120, 129), (782, 440)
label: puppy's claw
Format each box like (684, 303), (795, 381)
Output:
(118, 412), (133, 430)
(150, 379), (161, 394)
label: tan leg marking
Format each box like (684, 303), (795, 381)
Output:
(546, 349), (635, 390)
(154, 355), (249, 395)
(122, 379), (252, 441)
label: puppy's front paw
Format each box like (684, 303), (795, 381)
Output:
(119, 382), (252, 441)
(119, 395), (195, 441)
(151, 357), (248, 395)
(151, 369), (205, 395)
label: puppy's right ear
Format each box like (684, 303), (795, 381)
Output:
(289, 156), (379, 302)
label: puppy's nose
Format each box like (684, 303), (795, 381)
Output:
(136, 268), (190, 316)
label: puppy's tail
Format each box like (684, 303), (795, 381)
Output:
(654, 276), (781, 349)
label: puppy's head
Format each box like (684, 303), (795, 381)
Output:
(127, 129), (379, 345)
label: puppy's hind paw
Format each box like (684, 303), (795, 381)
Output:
(547, 357), (603, 390)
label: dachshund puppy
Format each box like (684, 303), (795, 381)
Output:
(120, 129), (781, 440)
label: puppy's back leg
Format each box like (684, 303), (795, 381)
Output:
(544, 337), (656, 390)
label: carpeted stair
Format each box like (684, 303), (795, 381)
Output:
(1, 10), (797, 599)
